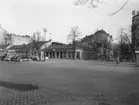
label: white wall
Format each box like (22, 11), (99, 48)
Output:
(0, 25), (6, 44)
(12, 35), (30, 45)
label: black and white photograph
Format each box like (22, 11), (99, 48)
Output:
(0, 0), (139, 105)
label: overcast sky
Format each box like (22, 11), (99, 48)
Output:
(0, 0), (139, 43)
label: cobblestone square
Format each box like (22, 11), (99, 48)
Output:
(0, 60), (138, 105)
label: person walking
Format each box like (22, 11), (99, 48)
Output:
(116, 50), (120, 64)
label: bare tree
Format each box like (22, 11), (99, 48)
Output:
(36, 31), (42, 42)
(117, 27), (134, 61)
(74, 0), (129, 16)
(67, 26), (81, 59)
(30, 31), (43, 43)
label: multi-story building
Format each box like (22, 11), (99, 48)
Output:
(132, 10), (139, 50)
(0, 25), (30, 54)
(0, 25), (8, 54)
(132, 10), (139, 66)
(11, 34), (30, 45)
(75, 30), (113, 60)
(92, 29), (113, 60)
(0, 25), (7, 44)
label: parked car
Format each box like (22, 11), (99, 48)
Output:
(12, 55), (21, 62)
(0, 54), (7, 60)
(31, 56), (39, 61)
(11, 55), (17, 61)
(4, 55), (15, 61)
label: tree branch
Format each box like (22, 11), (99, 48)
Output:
(74, 0), (129, 15)
(109, 0), (129, 16)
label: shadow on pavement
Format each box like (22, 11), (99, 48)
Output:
(0, 81), (39, 91)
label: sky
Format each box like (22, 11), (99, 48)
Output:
(0, 0), (139, 43)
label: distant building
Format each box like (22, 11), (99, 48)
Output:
(43, 43), (94, 60)
(0, 24), (7, 45)
(79, 29), (113, 60)
(7, 40), (52, 60)
(132, 10), (139, 65)
(8, 40), (95, 60)
(93, 29), (113, 60)
(132, 11), (139, 50)
(0, 25), (30, 55)
(0, 25), (8, 54)
(11, 34), (30, 45)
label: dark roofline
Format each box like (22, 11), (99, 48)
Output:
(94, 29), (107, 35)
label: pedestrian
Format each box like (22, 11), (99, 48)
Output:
(116, 50), (120, 64)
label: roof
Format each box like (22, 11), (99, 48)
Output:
(47, 44), (68, 49)
(45, 43), (92, 51)
(27, 41), (51, 49)
(8, 45), (25, 50)
(0, 44), (10, 49)
(8, 40), (52, 51)
(51, 42), (65, 45)
(94, 29), (107, 35)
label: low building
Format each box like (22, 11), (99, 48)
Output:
(7, 40), (52, 59)
(43, 43), (94, 60)
(7, 40), (94, 60)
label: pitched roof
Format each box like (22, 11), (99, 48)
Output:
(0, 44), (10, 49)
(46, 44), (92, 51)
(47, 44), (68, 49)
(27, 41), (51, 49)
(94, 29), (107, 35)
(8, 45), (24, 50)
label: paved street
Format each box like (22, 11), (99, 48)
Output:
(0, 60), (138, 105)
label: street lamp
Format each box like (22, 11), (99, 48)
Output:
(43, 28), (47, 41)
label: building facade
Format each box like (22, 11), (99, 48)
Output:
(11, 34), (30, 45)
(0, 25), (7, 45)
(132, 10), (139, 66)
(8, 41), (52, 59)
(132, 10), (139, 50)
(7, 41), (94, 60)
(92, 29), (113, 60)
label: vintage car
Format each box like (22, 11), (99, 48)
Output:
(0, 54), (7, 61)
(31, 55), (39, 61)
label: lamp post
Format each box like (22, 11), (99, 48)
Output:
(43, 28), (47, 41)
